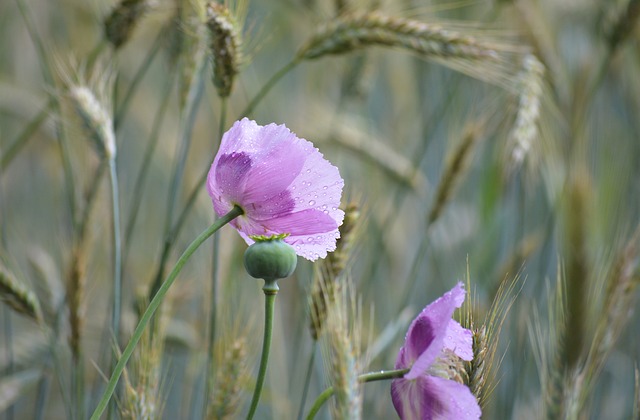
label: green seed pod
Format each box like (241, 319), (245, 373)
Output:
(244, 238), (297, 281)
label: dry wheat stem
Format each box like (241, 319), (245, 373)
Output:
(509, 54), (544, 168)
(207, 338), (249, 420)
(428, 124), (480, 226)
(322, 281), (362, 419)
(310, 203), (360, 340)
(207, 2), (243, 98)
(298, 12), (501, 62)
(105, 0), (151, 49)
(0, 263), (42, 323)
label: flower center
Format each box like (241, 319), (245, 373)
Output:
(426, 349), (467, 384)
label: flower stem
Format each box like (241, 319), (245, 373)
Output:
(305, 368), (409, 420)
(246, 280), (279, 420)
(89, 206), (243, 420)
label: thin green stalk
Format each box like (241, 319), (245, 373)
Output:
(86, 40), (108, 71)
(108, 157), (123, 345)
(240, 59), (299, 117)
(2, 307), (14, 420)
(68, 160), (107, 420)
(113, 28), (166, 130)
(305, 368), (409, 420)
(0, 150), (9, 420)
(73, 351), (85, 420)
(15, 0), (77, 226)
(169, 164), (211, 252)
(37, 300), (73, 420)
(1, 98), (53, 173)
(246, 281), (279, 420)
(123, 72), (176, 260)
(202, 98), (228, 418)
(0, 170), (10, 420)
(148, 62), (206, 300)
(89, 206), (243, 420)
(296, 343), (317, 420)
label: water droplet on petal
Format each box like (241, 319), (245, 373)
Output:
(323, 186), (328, 190)
(323, 210), (329, 214)
(308, 200), (315, 206)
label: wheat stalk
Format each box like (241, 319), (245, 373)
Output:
(0, 263), (42, 323)
(508, 53), (544, 169)
(206, 2), (244, 98)
(207, 338), (250, 420)
(462, 267), (521, 409)
(104, 0), (151, 49)
(428, 122), (482, 226)
(310, 203), (360, 340)
(298, 12), (500, 62)
(321, 278), (362, 419)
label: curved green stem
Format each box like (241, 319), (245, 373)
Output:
(240, 59), (300, 118)
(89, 206), (243, 420)
(246, 280), (279, 420)
(305, 368), (409, 420)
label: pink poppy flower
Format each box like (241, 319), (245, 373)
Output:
(207, 118), (345, 261)
(391, 283), (481, 419)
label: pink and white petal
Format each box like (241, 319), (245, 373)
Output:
(420, 376), (481, 420)
(288, 145), (343, 213)
(391, 376), (480, 420)
(215, 118), (263, 157)
(243, 190), (296, 221)
(247, 208), (343, 261)
(404, 283), (466, 380)
(210, 191), (235, 219)
(261, 208), (340, 234)
(241, 124), (307, 204)
(443, 320), (473, 361)
(285, 227), (342, 261)
(209, 152), (253, 205)
(230, 215), (275, 243)
(392, 378), (430, 420)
